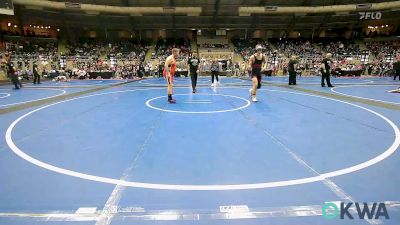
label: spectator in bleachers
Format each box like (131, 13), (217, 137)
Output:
(233, 62), (240, 77)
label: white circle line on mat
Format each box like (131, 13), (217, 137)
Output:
(0, 93), (11, 99)
(5, 87), (400, 190)
(23, 80), (126, 88)
(265, 77), (374, 85)
(331, 85), (400, 105)
(0, 88), (66, 107)
(146, 93), (250, 114)
(138, 78), (245, 85)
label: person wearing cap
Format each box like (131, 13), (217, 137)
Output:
(288, 55), (299, 85)
(321, 53), (334, 87)
(248, 45), (267, 102)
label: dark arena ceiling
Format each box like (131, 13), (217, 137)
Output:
(3, 0), (400, 30)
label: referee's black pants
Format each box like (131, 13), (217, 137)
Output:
(321, 72), (333, 87)
(190, 70), (198, 90)
(11, 75), (22, 89)
(33, 73), (41, 84)
(288, 71), (296, 85)
(394, 69), (400, 80)
(211, 71), (219, 83)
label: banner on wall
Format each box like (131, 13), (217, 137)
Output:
(0, 0), (13, 15)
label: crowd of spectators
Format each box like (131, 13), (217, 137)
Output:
(233, 38), (273, 61)
(109, 40), (149, 61)
(273, 39), (323, 60)
(366, 40), (399, 58)
(318, 40), (361, 59)
(63, 40), (150, 78)
(198, 43), (229, 49)
(114, 61), (143, 79)
(2, 33), (400, 80)
(65, 40), (104, 60)
(71, 59), (108, 71)
(2, 38), (58, 61)
(152, 38), (191, 62)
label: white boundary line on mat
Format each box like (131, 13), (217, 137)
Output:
(0, 88), (66, 107)
(5, 87), (400, 190)
(331, 85), (400, 105)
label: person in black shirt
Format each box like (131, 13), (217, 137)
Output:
(393, 59), (400, 81)
(138, 64), (145, 78)
(321, 53), (334, 87)
(188, 54), (200, 93)
(33, 61), (41, 84)
(158, 63), (164, 78)
(5, 53), (22, 89)
(367, 64), (373, 75)
(288, 55), (298, 85)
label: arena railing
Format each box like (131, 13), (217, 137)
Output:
(13, 0), (201, 16)
(239, 1), (400, 15)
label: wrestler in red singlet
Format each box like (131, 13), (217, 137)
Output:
(164, 48), (180, 103)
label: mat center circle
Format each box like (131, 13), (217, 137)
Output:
(146, 93), (251, 114)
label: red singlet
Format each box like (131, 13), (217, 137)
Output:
(163, 56), (176, 83)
